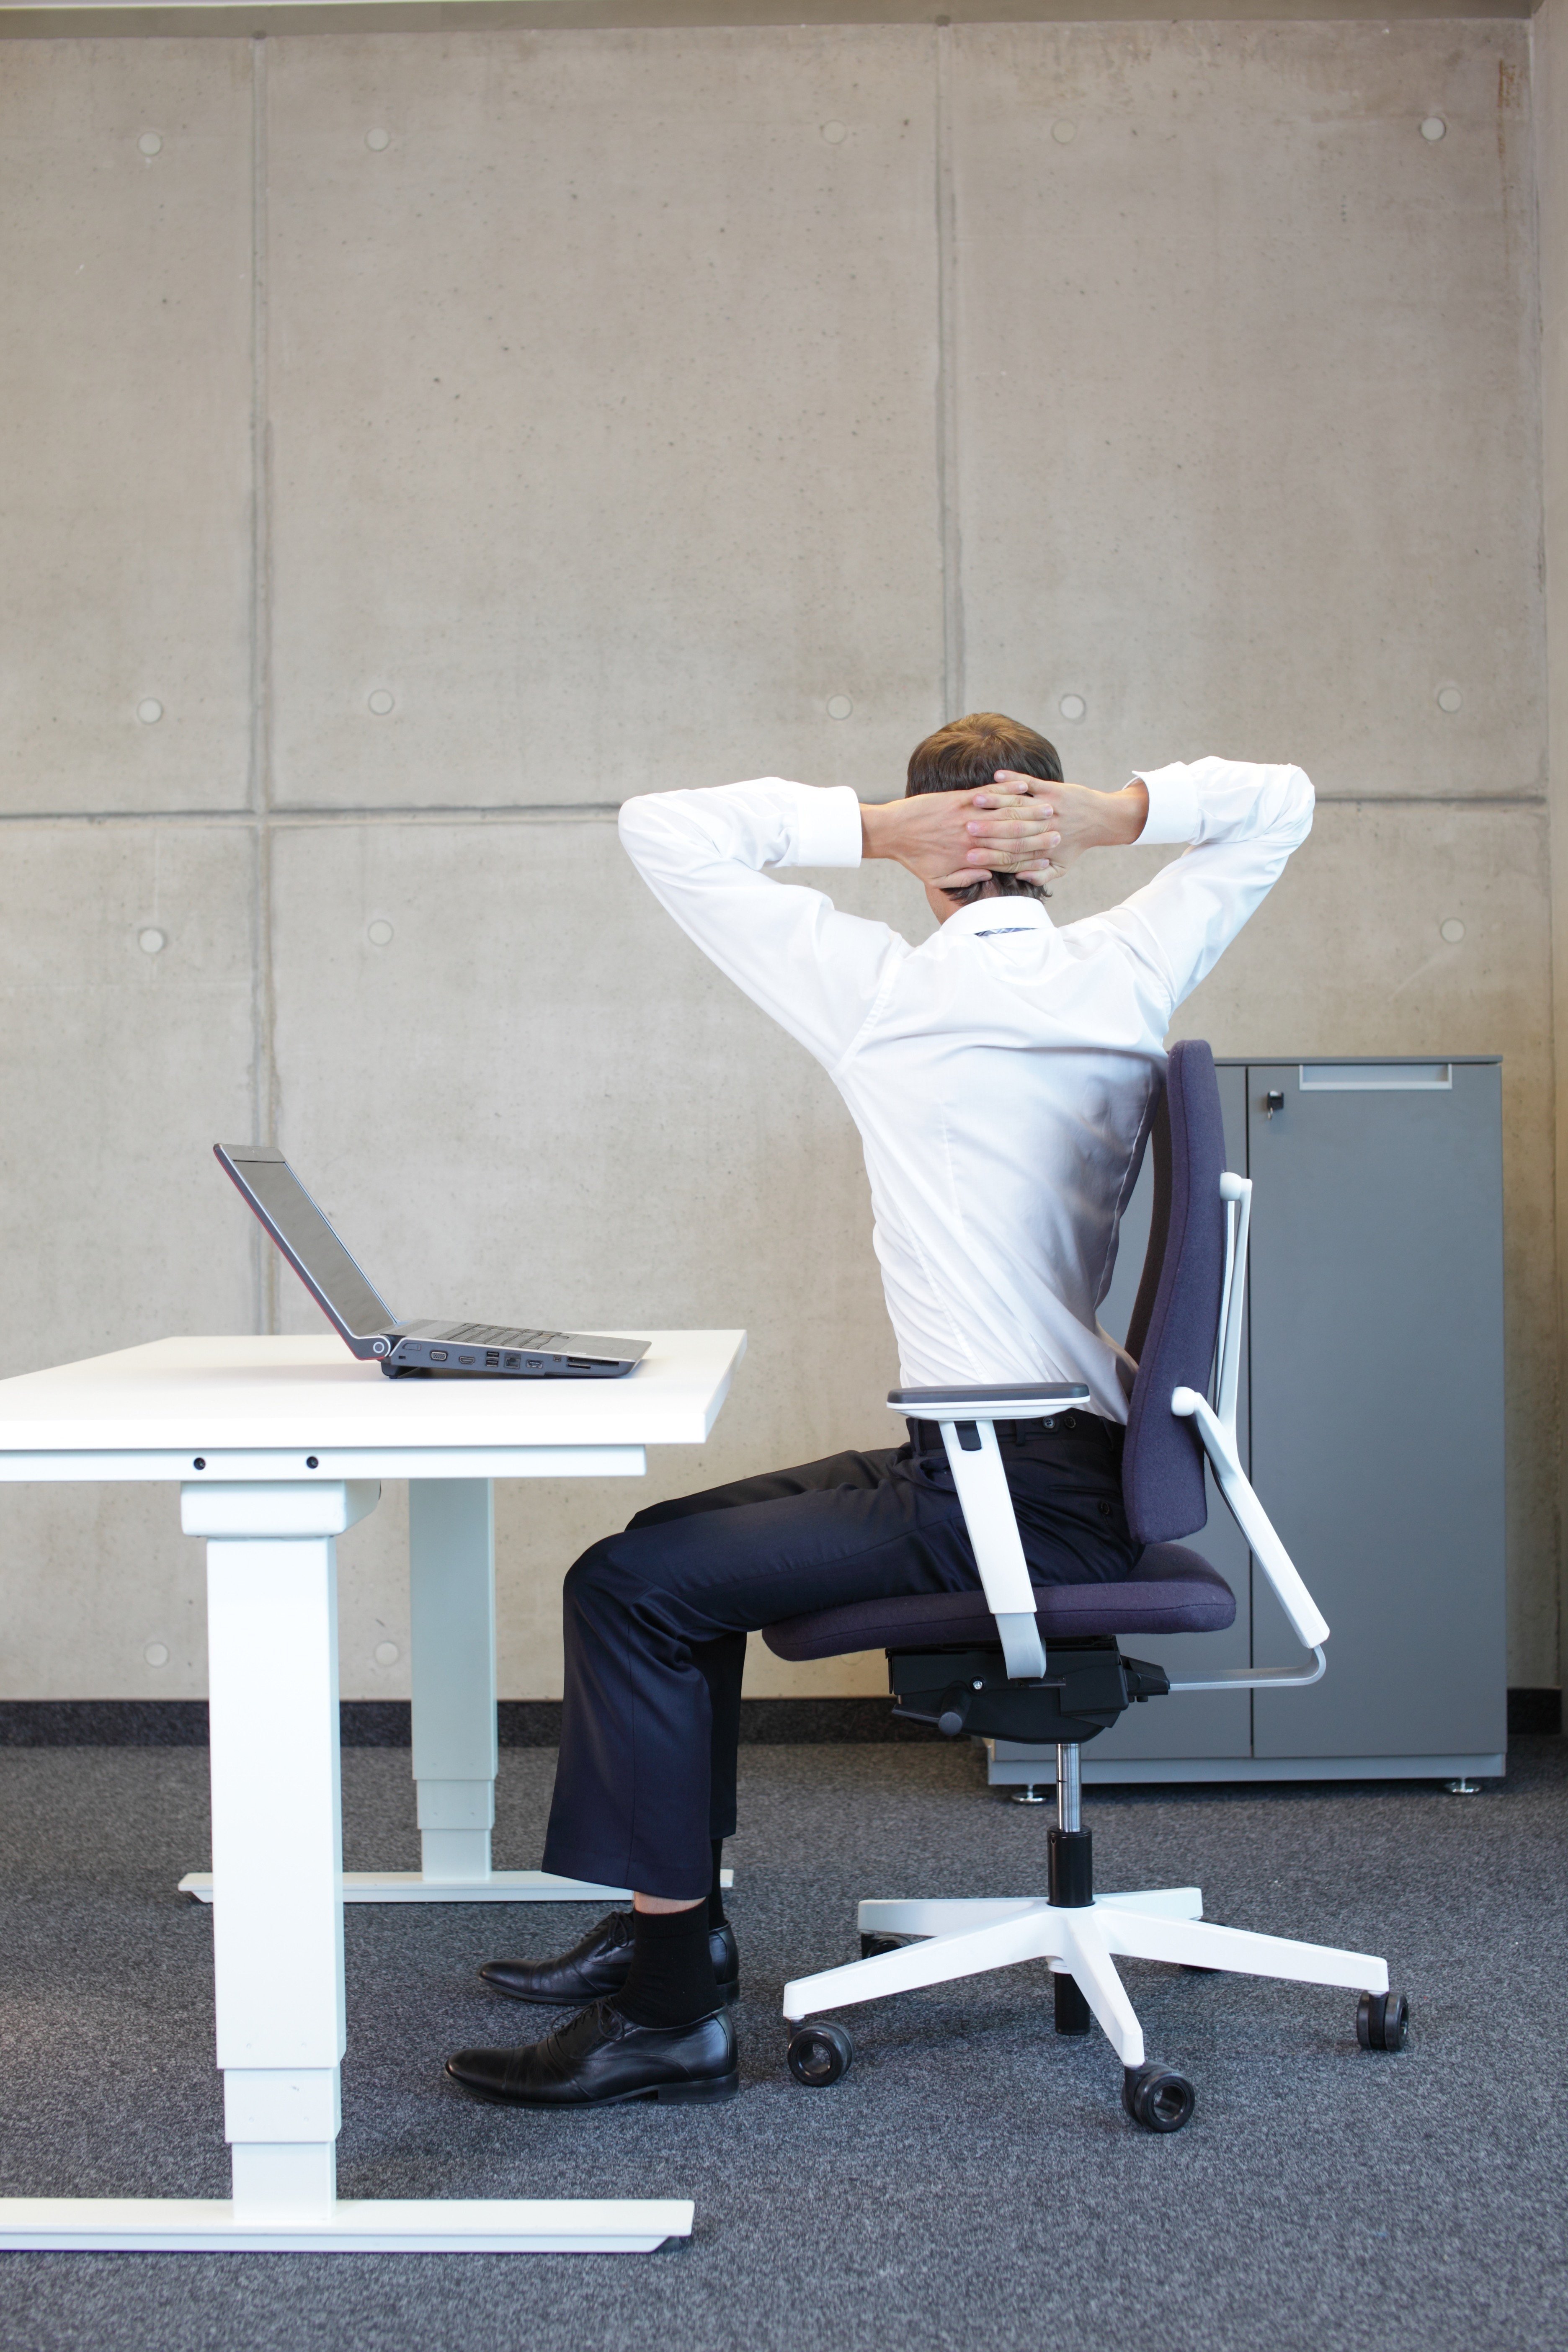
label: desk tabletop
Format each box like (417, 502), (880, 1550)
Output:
(0, 1332), (747, 1471)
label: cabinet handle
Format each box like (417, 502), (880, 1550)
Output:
(1298, 1061), (1452, 1091)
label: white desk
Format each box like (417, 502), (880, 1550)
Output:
(0, 1329), (745, 2256)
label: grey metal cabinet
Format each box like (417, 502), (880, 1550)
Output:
(990, 1057), (1507, 1789)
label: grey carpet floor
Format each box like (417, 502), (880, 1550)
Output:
(0, 1738), (1564, 2352)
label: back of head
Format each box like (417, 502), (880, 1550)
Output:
(905, 712), (1063, 906)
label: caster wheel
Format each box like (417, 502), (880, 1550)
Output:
(787, 2021), (854, 2088)
(861, 1932), (903, 1959)
(1122, 2063), (1195, 2133)
(1357, 1991), (1408, 2051)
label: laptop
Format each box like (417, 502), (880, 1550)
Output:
(214, 1144), (649, 1380)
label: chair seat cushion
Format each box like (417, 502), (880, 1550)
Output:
(759, 1543), (1236, 1663)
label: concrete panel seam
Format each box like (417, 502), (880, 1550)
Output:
(935, 22), (963, 724)
(0, 799), (1542, 828)
(268, 805), (627, 825)
(0, 5), (1542, 36)
(0, 806), (628, 827)
(0, 799), (1537, 826)
(1311, 792), (1548, 806)
(251, 33), (279, 1338)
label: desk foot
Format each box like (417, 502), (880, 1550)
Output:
(178, 1869), (735, 1906)
(0, 2196), (694, 2254)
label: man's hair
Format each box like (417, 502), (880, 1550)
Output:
(905, 712), (1063, 906)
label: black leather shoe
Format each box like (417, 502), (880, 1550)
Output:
(479, 1912), (740, 2007)
(446, 2000), (739, 2108)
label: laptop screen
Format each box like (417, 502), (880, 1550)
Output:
(216, 1146), (396, 1343)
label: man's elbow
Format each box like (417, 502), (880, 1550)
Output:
(1283, 763), (1315, 843)
(616, 794), (663, 863)
(616, 794), (650, 843)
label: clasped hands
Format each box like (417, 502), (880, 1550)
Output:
(859, 772), (1149, 892)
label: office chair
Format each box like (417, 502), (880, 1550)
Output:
(761, 1039), (1407, 2133)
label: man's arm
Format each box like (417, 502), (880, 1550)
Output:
(1036, 757), (1314, 1011)
(619, 778), (1054, 1067)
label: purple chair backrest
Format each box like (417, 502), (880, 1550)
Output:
(1121, 1039), (1227, 1545)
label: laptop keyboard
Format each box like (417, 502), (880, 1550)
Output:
(440, 1323), (567, 1348)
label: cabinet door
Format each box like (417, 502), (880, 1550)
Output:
(1248, 1061), (1506, 1760)
(1079, 1060), (1253, 1761)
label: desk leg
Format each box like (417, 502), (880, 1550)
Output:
(409, 1477), (498, 1884)
(0, 1475), (692, 2251)
(180, 1475), (642, 1908)
(203, 1487), (370, 2218)
(329, 1475), (636, 1906)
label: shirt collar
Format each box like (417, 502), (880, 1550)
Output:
(936, 895), (1055, 942)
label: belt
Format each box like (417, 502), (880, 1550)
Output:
(907, 1411), (1123, 1453)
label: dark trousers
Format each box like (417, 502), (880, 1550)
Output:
(541, 1415), (1136, 1900)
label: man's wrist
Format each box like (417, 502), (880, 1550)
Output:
(859, 800), (899, 861)
(1104, 781), (1149, 848)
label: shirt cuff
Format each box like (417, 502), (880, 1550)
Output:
(1132, 763), (1202, 847)
(775, 782), (864, 868)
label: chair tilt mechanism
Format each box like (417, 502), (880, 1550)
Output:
(762, 1041), (1408, 2136)
(887, 1636), (1170, 1747)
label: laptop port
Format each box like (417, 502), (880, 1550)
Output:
(458, 1354), (477, 1366)
(567, 1358), (597, 1370)
(429, 1348), (449, 1363)
(485, 1350), (500, 1366)
(503, 1354), (521, 1369)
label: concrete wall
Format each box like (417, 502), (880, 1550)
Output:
(0, 18), (1552, 1702)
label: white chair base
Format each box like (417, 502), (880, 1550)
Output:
(782, 1888), (1390, 2071)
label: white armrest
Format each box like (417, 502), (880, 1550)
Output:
(1215, 1173), (1250, 1434)
(883, 1402), (1047, 1679)
(887, 1390), (1085, 1678)
(1171, 1387), (1331, 1652)
(940, 1421), (1047, 1679)
(890, 1384), (1089, 1421)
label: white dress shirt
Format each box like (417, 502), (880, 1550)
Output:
(619, 758), (1313, 1421)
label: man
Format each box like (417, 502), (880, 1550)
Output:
(446, 714), (1313, 2110)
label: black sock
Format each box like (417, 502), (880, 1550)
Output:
(708, 1840), (726, 1931)
(616, 1906), (718, 2030)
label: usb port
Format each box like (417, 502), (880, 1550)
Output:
(485, 1350), (500, 1367)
